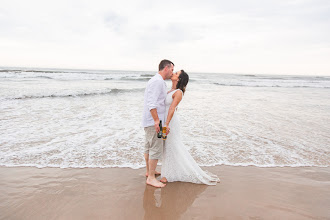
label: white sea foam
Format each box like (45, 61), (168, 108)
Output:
(0, 69), (329, 169)
(211, 75), (330, 88)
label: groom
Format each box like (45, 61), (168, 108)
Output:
(142, 59), (174, 188)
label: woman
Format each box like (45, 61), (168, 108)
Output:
(161, 70), (220, 185)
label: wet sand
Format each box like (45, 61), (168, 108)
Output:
(0, 166), (329, 220)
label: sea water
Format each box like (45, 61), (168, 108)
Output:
(0, 67), (329, 168)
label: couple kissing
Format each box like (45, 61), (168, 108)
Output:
(142, 59), (220, 188)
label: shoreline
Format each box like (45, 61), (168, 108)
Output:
(1, 163), (328, 169)
(0, 165), (329, 219)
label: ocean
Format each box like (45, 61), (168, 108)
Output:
(0, 67), (329, 168)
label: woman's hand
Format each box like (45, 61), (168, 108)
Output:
(165, 123), (170, 135)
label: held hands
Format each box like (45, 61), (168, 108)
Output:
(154, 120), (169, 135)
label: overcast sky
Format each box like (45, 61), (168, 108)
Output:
(0, 0), (329, 75)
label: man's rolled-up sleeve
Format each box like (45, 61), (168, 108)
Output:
(147, 80), (162, 110)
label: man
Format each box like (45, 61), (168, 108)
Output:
(142, 59), (174, 188)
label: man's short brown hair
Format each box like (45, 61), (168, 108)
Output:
(159, 59), (174, 71)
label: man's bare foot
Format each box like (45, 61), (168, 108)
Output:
(146, 178), (166, 188)
(145, 171), (161, 177)
(160, 177), (168, 183)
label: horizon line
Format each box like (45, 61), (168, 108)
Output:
(0, 65), (329, 77)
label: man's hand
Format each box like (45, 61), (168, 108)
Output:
(150, 109), (160, 133)
(154, 120), (160, 133)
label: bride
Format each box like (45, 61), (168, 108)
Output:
(161, 70), (220, 185)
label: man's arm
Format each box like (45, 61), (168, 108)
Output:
(150, 109), (160, 133)
(146, 80), (163, 132)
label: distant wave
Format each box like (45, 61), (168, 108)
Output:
(0, 70), (154, 81)
(120, 77), (151, 81)
(140, 74), (154, 77)
(24, 70), (65, 73)
(3, 88), (144, 100)
(0, 69), (22, 73)
(0, 69), (90, 74)
(213, 82), (330, 88)
(242, 74), (257, 77)
(36, 76), (54, 79)
(0, 75), (150, 81)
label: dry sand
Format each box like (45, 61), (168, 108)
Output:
(0, 165), (329, 220)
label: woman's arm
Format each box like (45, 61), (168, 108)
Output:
(165, 90), (183, 132)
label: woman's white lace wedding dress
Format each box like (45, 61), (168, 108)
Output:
(161, 89), (220, 185)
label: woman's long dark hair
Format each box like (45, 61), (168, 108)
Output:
(176, 70), (189, 94)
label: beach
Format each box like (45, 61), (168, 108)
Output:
(1, 165), (329, 219)
(1, 69), (330, 219)
(2, 0), (330, 218)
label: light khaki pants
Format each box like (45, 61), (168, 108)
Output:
(144, 126), (164, 160)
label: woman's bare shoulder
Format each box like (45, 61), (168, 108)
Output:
(172, 89), (183, 99)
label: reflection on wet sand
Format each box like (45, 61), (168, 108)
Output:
(143, 182), (207, 220)
(1, 166), (329, 219)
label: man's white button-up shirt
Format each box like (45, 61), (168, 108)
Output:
(142, 73), (167, 127)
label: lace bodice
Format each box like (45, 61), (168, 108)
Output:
(165, 89), (183, 107)
(164, 89), (182, 125)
